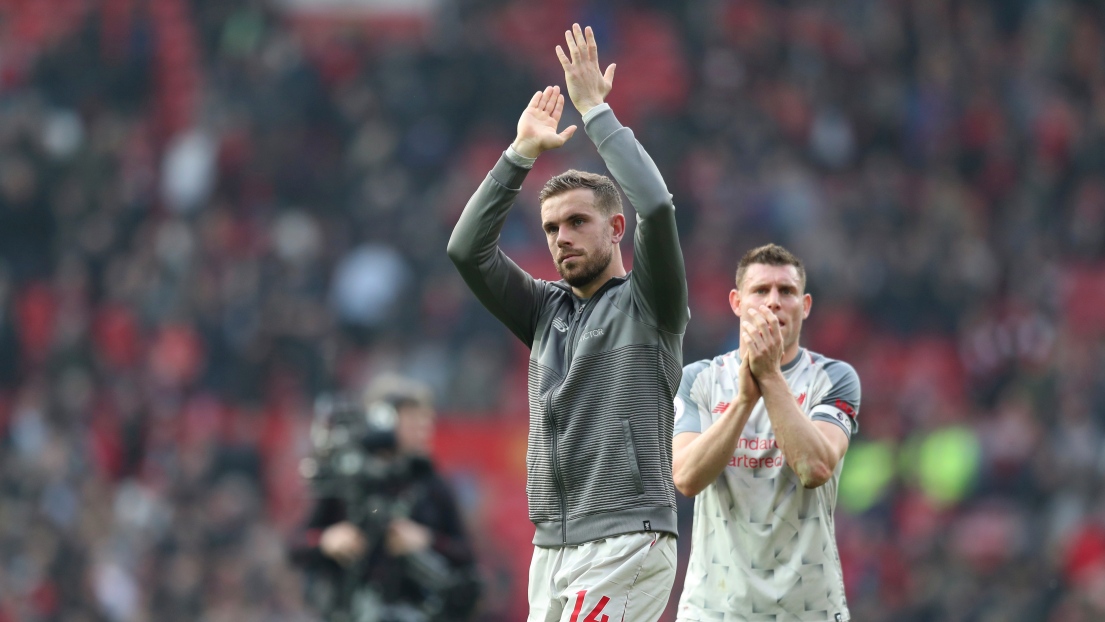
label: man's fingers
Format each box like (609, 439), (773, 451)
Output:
(584, 25), (598, 62)
(552, 93), (565, 120)
(755, 314), (775, 339)
(604, 63), (616, 85)
(538, 85), (555, 111)
(760, 305), (777, 323)
(555, 45), (570, 68)
(761, 307), (780, 331)
(572, 24), (588, 61)
(747, 307), (768, 333)
(759, 306), (783, 343)
(742, 328), (760, 353)
(565, 29), (581, 64)
(528, 90), (542, 109)
(543, 86), (561, 114)
(749, 324), (769, 351)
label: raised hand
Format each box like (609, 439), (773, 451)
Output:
(556, 24), (616, 117)
(742, 306), (785, 379)
(511, 85), (577, 159)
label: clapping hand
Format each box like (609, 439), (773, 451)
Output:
(736, 328), (762, 408)
(742, 306), (784, 379)
(511, 85), (577, 159)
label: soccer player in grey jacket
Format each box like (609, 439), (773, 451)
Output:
(448, 24), (687, 622)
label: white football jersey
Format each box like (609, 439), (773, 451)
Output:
(674, 348), (860, 622)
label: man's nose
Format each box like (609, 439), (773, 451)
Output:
(765, 289), (782, 308)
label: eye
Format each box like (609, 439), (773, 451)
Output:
(573, 218), (585, 226)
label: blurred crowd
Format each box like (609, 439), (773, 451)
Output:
(0, 0), (1103, 620)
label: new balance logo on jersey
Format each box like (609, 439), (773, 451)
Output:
(712, 402), (731, 414)
(552, 317), (569, 333)
(796, 392), (806, 406)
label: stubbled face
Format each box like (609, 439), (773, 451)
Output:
(541, 188), (615, 289)
(395, 405), (435, 456)
(732, 263), (812, 356)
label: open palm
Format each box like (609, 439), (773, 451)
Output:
(512, 85), (577, 159)
(556, 24), (615, 117)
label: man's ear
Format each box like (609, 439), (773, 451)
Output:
(802, 293), (812, 319)
(729, 289), (741, 318)
(609, 213), (626, 244)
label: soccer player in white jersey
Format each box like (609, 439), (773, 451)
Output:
(672, 244), (860, 621)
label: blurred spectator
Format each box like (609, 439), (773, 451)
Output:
(292, 375), (478, 621)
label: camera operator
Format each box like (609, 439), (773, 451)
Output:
(292, 376), (478, 622)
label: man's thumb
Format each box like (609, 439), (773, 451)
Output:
(559, 125), (577, 141)
(604, 63), (616, 84)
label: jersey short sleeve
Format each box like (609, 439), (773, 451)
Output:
(809, 360), (861, 438)
(674, 360), (711, 436)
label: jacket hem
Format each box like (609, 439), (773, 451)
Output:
(532, 505), (677, 547)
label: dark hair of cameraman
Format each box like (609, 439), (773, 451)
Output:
(291, 376), (477, 621)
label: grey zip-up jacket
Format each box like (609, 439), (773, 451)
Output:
(446, 105), (689, 546)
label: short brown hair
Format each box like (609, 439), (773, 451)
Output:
(538, 169), (623, 217)
(735, 244), (806, 291)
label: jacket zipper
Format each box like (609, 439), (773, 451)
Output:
(544, 389), (565, 544)
(546, 278), (620, 545)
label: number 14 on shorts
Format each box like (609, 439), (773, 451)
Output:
(569, 590), (610, 622)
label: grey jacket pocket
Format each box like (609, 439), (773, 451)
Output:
(620, 418), (646, 495)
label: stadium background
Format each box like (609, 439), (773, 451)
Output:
(0, 0), (1103, 620)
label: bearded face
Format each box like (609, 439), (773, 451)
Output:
(556, 241), (614, 288)
(541, 188), (620, 293)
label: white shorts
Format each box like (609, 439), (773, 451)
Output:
(527, 531), (677, 622)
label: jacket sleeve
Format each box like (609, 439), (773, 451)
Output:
(584, 105), (689, 334)
(446, 153), (546, 346)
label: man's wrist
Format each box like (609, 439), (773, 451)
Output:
(578, 101), (607, 121)
(735, 393), (759, 410)
(755, 371), (788, 393)
(507, 143), (539, 166)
